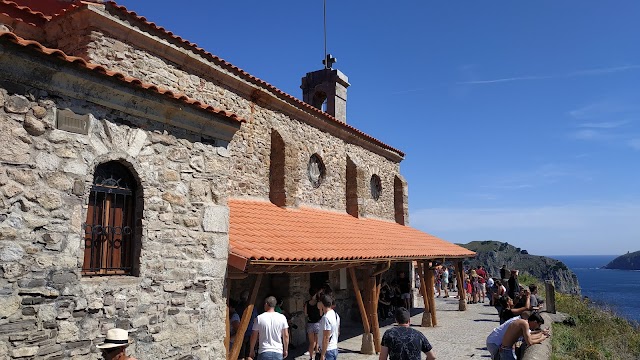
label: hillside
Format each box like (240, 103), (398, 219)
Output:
(459, 241), (580, 294)
(603, 250), (640, 270)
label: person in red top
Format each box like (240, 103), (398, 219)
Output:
(476, 266), (487, 304)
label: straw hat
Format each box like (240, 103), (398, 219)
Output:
(470, 269), (478, 277)
(96, 328), (130, 349)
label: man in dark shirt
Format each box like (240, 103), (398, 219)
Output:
(379, 308), (436, 360)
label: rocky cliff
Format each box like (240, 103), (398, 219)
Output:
(459, 241), (580, 295)
(603, 250), (640, 270)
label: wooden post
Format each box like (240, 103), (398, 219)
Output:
(419, 261), (432, 327)
(229, 274), (263, 360)
(424, 261), (437, 326)
(365, 275), (378, 354)
(225, 280), (230, 358)
(349, 267), (370, 333)
(456, 260), (467, 311)
(349, 267), (374, 354)
(371, 275), (381, 354)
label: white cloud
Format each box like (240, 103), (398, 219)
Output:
(410, 203), (640, 255)
(578, 120), (629, 129)
(628, 139), (640, 150)
(459, 64), (640, 86)
(570, 129), (607, 140)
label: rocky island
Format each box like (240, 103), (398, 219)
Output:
(459, 240), (581, 294)
(603, 250), (640, 270)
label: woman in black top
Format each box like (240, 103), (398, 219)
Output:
(304, 287), (322, 360)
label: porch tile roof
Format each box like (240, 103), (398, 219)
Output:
(229, 199), (475, 264)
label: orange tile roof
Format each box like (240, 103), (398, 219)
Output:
(0, 0), (50, 25)
(0, 31), (246, 124)
(229, 199), (475, 269)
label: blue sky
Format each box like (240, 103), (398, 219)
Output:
(117, 1), (640, 255)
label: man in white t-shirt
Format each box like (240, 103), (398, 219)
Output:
(248, 296), (289, 360)
(317, 294), (340, 360)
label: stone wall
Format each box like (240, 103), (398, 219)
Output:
(80, 30), (404, 221)
(0, 87), (231, 359)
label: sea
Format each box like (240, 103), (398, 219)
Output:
(551, 255), (640, 324)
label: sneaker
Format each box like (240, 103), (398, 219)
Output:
(304, 352), (310, 356)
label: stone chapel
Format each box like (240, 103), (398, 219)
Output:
(0, 1), (474, 359)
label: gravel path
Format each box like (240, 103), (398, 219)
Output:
(292, 295), (499, 359)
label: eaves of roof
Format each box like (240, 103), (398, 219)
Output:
(0, 31), (246, 124)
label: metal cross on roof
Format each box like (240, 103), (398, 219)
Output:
(323, 53), (336, 69)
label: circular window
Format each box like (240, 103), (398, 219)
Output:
(307, 154), (326, 188)
(370, 174), (382, 200)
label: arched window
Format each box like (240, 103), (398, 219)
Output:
(82, 161), (139, 276)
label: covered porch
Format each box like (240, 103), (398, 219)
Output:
(224, 199), (475, 360)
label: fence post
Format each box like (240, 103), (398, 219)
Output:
(545, 280), (556, 314)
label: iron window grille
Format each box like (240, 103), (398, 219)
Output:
(82, 162), (137, 275)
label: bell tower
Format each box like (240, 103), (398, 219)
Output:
(301, 54), (350, 123)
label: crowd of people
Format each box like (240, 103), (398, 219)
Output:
(94, 264), (548, 360)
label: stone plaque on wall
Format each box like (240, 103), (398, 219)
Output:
(56, 108), (90, 135)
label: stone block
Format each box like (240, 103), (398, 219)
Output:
(5, 94), (30, 114)
(72, 179), (85, 196)
(38, 344), (63, 356)
(201, 205), (228, 233)
(24, 113), (46, 136)
(32, 105), (47, 119)
(166, 147), (190, 162)
(36, 191), (63, 210)
(0, 242), (25, 262)
(0, 294), (21, 318)
(2, 182), (23, 198)
(57, 320), (79, 342)
(7, 168), (37, 186)
(0, 319), (36, 334)
(127, 129), (148, 158)
(11, 346), (39, 358)
(22, 306), (36, 316)
(50, 271), (77, 289)
(35, 152), (61, 171)
(162, 192), (186, 206)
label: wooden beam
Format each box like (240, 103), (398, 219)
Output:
(349, 267), (370, 333)
(456, 260), (467, 311)
(424, 260), (437, 326)
(419, 261), (432, 327)
(229, 273), (263, 360)
(227, 272), (249, 280)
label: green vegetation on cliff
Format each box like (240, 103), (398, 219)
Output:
(603, 250), (640, 270)
(522, 275), (640, 359)
(552, 293), (640, 359)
